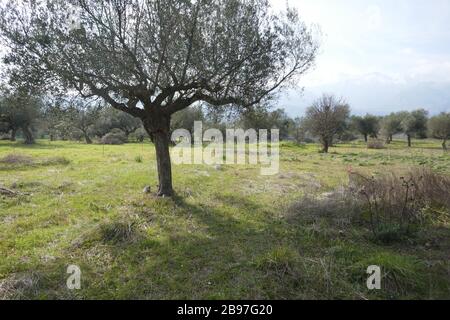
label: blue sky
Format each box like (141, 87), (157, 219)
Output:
(271, 0), (450, 117)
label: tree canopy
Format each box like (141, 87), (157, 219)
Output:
(428, 112), (450, 150)
(304, 94), (350, 153)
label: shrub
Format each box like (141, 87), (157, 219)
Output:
(289, 167), (450, 243)
(134, 155), (143, 163)
(349, 167), (450, 238)
(367, 139), (385, 149)
(101, 132), (127, 145)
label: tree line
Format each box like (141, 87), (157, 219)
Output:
(301, 94), (450, 152)
(1, 92), (449, 152)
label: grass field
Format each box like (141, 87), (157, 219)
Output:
(0, 139), (449, 299)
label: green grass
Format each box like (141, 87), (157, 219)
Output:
(0, 139), (449, 299)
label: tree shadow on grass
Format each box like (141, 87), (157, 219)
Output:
(4, 192), (307, 299)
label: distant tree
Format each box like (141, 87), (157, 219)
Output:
(134, 126), (149, 143)
(304, 94), (350, 153)
(428, 113), (450, 150)
(291, 117), (306, 143)
(239, 108), (293, 139)
(352, 114), (380, 142)
(67, 100), (102, 144)
(109, 108), (142, 139)
(268, 109), (294, 140)
(0, 0), (318, 196)
(380, 113), (403, 144)
(41, 98), (68, 141)
(401, 109), (428, 147)
(171, 106), (205, 136)
(0, 90), (42, 144)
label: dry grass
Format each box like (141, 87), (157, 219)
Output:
(349, 167), (450, 227)
(287, 187), (363, 229)
(0, 153), (34, 165)
(0, 272), (42, 299)
(0, 153), (70, 168)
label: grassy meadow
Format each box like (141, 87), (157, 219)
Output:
(0, 139), (449, 299)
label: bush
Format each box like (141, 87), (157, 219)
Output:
(349, 167), (450, 238)
(101, 132), (127, 145)
(367, 139), (385, 149)
(289, 167), (450, 243)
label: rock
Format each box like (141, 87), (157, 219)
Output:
(143, 186), (151, 194)
(214, 164), (222, 171)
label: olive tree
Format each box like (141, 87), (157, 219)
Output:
(428, 112), (450, 150)
(66, 99), (103, 144)
(304, 94), (350, 153)
(0, 0), (317, 196)
(380, 112), (402, 144)
(109, 108), (142, 139)
(401, 109), (428, 147)
(0, 90), (42, 144)
(351, 114), (379, 142)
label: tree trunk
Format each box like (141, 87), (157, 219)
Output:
(385, 136), (390, 144)
(443, 139), (447, 151)
(84, 132), (92, 144)
(407, 135), (412, 147)
(153, 131), (173, 196)
(21, 126), (35, 145)
(322, 138), (329, 153)
(143, 114), (173, 197)
(364, 134), (368, 142)
(10, 128), (16, 142)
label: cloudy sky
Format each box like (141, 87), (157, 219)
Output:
(271, 0), (450, 117)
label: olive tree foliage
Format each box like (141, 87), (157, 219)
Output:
(428, 112), (450, 150)
(351, 114), (379, 142)
(0, 0), (318, 196)
(171, 105), (205, 136)
(0, 90), (43, 144)
(109, 108), (142, 138)
(380, 112), (402, 144)
(400, 109), (428, 147)
(66, 99), (103, 144)
(303, 94), (350, 153)
(239, 108), (293, 139)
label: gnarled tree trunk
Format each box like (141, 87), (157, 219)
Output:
(21, 126), (35, 145)
(10, 128), (16, 142)
(143, 113), (173, 197)
(83, 131), (92, 144)
(322, 137), (329, 153)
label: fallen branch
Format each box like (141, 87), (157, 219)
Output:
(0, 187), (19, 197)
